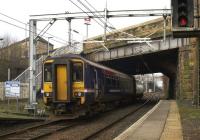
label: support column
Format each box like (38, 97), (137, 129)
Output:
(29, 20), (37, 109)
(103, 6), (108, 42)
(67, 19), (72, 48)
(153, 74), (156, 92)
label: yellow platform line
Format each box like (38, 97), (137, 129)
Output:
(160, 100), (183, 140)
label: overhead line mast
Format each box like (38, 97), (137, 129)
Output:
(30, 9), (171, 21)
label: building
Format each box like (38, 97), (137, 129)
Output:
(0, 37), (53, 81)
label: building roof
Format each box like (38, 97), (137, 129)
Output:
(11, 36), (54, 47)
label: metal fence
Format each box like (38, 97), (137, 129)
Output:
(13, 44), (82, 88)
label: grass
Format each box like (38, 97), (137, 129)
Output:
(177, 100), (200, 139)
(0, 98), (47, 119)
(177, 100), (200, 120)
(0, 99), (28, 113)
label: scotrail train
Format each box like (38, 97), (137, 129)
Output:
(42, 54), (143, 117)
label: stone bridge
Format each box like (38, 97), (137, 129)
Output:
(83, 18), (199, 105)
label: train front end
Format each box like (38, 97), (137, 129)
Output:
(42, 57), (86, 115)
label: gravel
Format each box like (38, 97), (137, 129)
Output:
(0, 121), (44, 135)
(178, 101), (200, 140)
(39, 101), (156, 140)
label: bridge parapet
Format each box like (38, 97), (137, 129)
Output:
(84, 18), (171, 54)
(85, 36), (190, 62)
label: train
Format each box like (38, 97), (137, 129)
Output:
(42, 54), (143, 116)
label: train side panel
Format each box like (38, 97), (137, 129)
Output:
(84, 62), (136, 104)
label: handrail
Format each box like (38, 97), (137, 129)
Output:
(13, 43), (82, 82)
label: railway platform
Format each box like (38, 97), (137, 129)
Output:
(114, 100), (183, 140)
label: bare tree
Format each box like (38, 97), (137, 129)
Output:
(0, 33), (18, 48)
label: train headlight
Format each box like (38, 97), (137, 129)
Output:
(75, 92), (84, 97)
(44, 92), (51, 97)
(41, 90), (44, 93)
(78, 92), (82, 97)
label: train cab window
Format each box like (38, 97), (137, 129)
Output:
(44, 64), (52, 82)
(73, 62), (83, 82)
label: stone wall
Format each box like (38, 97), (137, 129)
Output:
(0, 37), (53, 81)
(177, 44), (197, 103)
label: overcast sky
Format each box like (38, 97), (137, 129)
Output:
(0, 0), (170, 47)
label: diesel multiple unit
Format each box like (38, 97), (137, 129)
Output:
(42, 54), (143, 116)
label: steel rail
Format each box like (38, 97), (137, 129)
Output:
(82, 94), (158, 140)
(0, 119), (77, 140)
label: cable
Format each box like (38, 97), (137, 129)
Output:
(81, 0), (120, 33)
(0, 19), (67, 45)
(0, 11), (67, 43)
(78, 0), (111, 31)
(0, 18), (83, 51)
(78, 0), (116, 34)
(0, 12), (26, 25)
(77, 0), (164, 74)
(68, 0), (105, 29)
(0, 11), (85, 53)
(0, 19), (28, 32)
(80, 0), (137, 37)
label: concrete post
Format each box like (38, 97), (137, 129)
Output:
(8, 68), (10, 81)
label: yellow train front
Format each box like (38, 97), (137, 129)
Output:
(42, 54), (141, 116)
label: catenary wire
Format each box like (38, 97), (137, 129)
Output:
(0, 12), (67, 43)
(0, 19), (68, 45)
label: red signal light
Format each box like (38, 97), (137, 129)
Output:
(179, 17), (187, 27)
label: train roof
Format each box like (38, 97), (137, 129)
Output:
(47, 53), (132, 79)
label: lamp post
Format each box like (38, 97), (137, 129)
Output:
(47, 37), (53, 55)
(72, 29), (84, 52)
(84, 18), (91, 39)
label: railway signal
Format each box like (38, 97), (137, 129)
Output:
(172, 0), (194, 28)
(171, 0), (200, 38)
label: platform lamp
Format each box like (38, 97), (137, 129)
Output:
(84, 18), (91, 39)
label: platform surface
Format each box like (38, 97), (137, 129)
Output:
(114, 100), (183, 140)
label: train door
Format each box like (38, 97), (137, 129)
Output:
(56, 65), (68, 101)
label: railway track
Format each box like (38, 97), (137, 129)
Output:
(82, 95), (158, 140)
(0, 94), (159, 140)
(0, 119), (78, 140)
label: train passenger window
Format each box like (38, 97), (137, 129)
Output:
(73, 62), (83, 82)
(44, 64), (52, 82)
